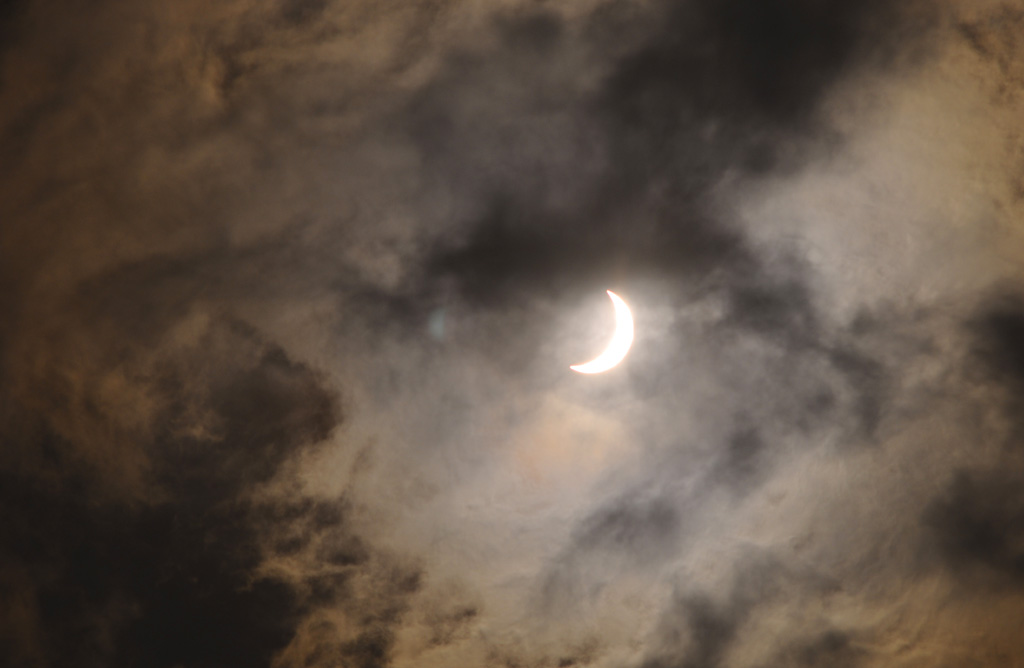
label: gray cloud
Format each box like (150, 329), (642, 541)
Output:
(3, 0), (1024, 667)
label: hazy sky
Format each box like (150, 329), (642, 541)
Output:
(3, 1), (1024, 666)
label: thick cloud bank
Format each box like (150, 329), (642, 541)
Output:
(3, 0), (1024, 666)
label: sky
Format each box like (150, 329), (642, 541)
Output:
(3, 0), (1024, 666)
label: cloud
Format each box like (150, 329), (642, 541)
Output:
(417, 0), (933, 312)
(637, 553), (853, 668)
(970, 294), (1024, 400)
(922, 296), (1024, 589)
(926, 469), (1024, 587)
(0, 315), (342, 663)
(3, 0), (1024, 667)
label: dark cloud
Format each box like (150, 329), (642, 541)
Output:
(541, 502), (680, 618)
(758, 630), (864, 668)
(279, 0), (330, 26)
(0, 0), (25, 58)
(957, 5), (1024, 88)
(576, 494), (681, 555)
(640, 556), (845, 668)
(595, 0), (896, 182)
(427, 198), (747, 309)
(643, 594), (737, 668)
(410, 0), (898, 310)
(926, 468), (1024, 587)
(0, 313), (424, 668)
(725, 280), (818, 340)
(715, 427), (769, 490)
(152, 332), (338, 503)
(280, 558), (422, 668)
(824, 345), (887, 440)
(971, 294), (1024, 397)
(423, 603), (479, 648)
(922, 295), (1024, 586)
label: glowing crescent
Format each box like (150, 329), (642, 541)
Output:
(570, 290), (634, 374)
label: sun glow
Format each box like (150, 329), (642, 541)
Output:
(570, 290), (634, 374)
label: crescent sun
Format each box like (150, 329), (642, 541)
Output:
(570, 290), (634, 374)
